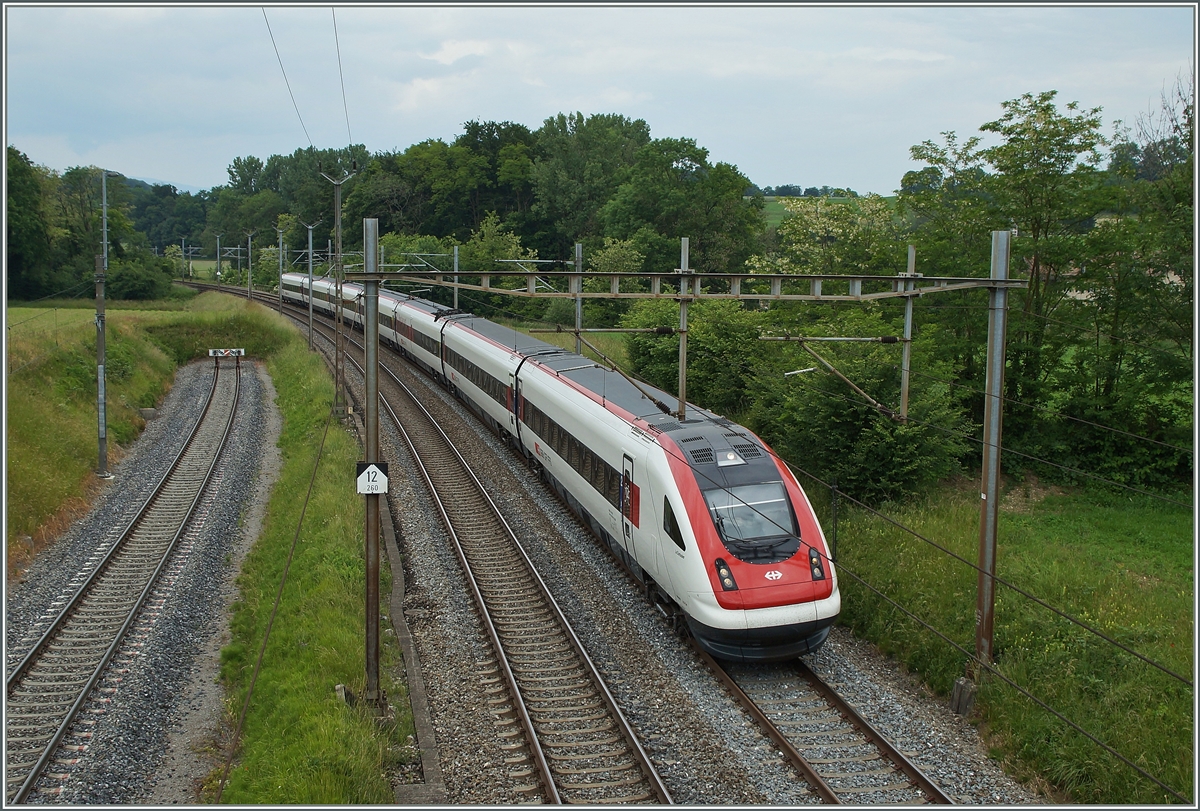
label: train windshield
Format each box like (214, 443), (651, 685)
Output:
(703, 482), (801, 563)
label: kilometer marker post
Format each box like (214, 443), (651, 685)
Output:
(358, 217), (386, 713)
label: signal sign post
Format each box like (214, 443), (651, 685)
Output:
(352, 218), (386, 714)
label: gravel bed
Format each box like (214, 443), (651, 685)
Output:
(352, 344), (1044, 805)
(5, 359), (277, 804)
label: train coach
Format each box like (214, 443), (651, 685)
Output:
(282, 272), (840, 661)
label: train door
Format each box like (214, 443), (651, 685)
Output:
(621, 454), (639, 551)
(508, 373), (517, 432)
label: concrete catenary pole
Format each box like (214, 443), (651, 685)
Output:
(676, 237), (690, 421)
(215, 234), (223, 285)
(95, 255), (110, 479)
(453, 244), (459, 310)
(95, 171), (114, 479)
(244, 233), (255, 299)
(974, 230), (1012, 668)
(362, 217), (382, 706)
(302, 220), (321, 350)
(276, 227), (285, 314)
(574, 243), (583, 355)
(900, 244), (916, 420)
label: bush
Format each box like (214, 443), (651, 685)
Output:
(745, 308), (971, 506)
(108, 253), (175, 300)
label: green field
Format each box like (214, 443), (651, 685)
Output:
(820, 478), (1193, 804)
(760, 195), (898, 230)
(6, 293), (412, 802)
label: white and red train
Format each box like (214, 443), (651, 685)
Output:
(282, 272), (839, 661)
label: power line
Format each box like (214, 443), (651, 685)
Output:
(831, 563), (1188, 803)
(332, 7), (352, 146)
(903, 366), (1193, 455)
(262, 7), (313, 148)
(781, 457), (1192, 689)
(7, 281), (95, 320)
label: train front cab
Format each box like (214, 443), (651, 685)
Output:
(658, 432), (840, 663)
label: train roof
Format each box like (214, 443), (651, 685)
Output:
(449, 315), (754, 451)
(288, 275), (772, 482)
(447, 315), (779, 490)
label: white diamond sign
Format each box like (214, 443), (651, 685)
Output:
(356, 462), (389, 494)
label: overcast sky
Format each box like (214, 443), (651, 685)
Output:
(4, 4), (1194, 195)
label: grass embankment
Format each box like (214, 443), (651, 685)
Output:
(815, 478), (1193, 804)
(7, 302), (181, 572)
(7, 291), (412, 802)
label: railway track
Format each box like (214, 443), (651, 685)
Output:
(276, 296), (950, 805)
(695, 643), (952, 804)
(299, 315), (670, 804)
(5, 359), (241, 804)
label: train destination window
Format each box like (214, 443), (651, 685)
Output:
(702, 482), (800, 563)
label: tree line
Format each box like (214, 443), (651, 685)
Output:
(6, 83), (1192, 499)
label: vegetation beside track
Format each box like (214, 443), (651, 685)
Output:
(211, 318), (411, 803)
(7, 302), (178, 574)
(6, 291), (413, 802)
(801, 476), (1193, 804)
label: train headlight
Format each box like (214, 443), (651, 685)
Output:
(714, 558), (739, 591)
(808, 547), (825, 581)
(716, 450), (746, 467)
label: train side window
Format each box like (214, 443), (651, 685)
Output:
(663, 498), (686, 550)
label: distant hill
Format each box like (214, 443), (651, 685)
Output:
(129, 176), (206, 194)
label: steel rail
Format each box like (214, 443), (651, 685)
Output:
(6, 362), (241, 803)
(6, 366), (224, 690)
(692, 636), (951, 805)
(305, 314), (670, 804)
(796, 660), (953, 804)
(373, 373), (560, 803)
(689, 640), (840, 803)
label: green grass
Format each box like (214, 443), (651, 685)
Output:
(762, 197), (791, 229)
(7, 305), (178, 565)
(216, 333), (411, 803)
(6, 291), (413, 801)
(822, 479), (1193, 803)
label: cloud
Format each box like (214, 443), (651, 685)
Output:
(844, 47), (951, 63)
(421, 39), (491, 65)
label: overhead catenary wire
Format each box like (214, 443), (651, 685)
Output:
(262, 7), (313, 148)
(829, 561), (1189, 804)
(7, 280), (95, 322)
(777, 452), (1193, 689)
(331, 7), (352, 146)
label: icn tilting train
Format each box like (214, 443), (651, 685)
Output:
(282, 272), (840, 661)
